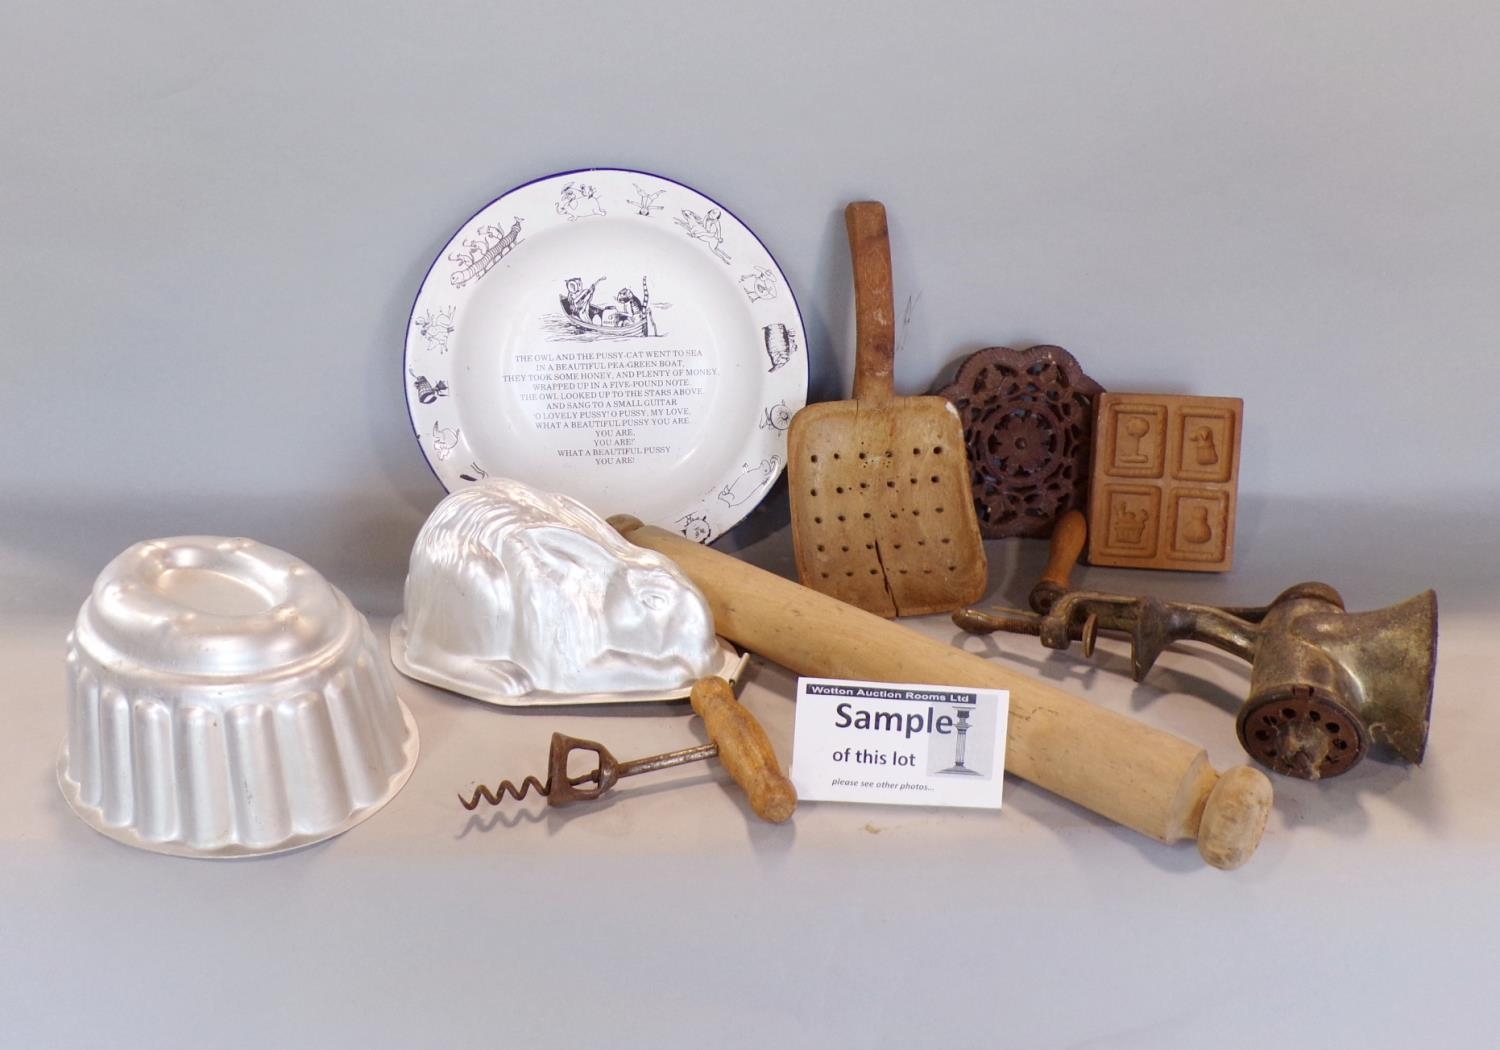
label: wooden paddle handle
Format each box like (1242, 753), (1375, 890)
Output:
(691, 677), (797, 823)
(846, 201), (896, 404)
(611, 516), (1272, 869)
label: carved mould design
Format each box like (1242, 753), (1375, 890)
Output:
(1088, 393), (1243, 572)
(936, 345), (1103, 538)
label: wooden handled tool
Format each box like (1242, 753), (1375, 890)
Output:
(691, 677), (798, 822)
(459, 676), (797, 824)
(950, 510), (1104, 653)
(786, 202), (988, 618)
(955, 510), (1440, 780)
(1036, 509), (1088, 597)
(610, 515), (1273, 869)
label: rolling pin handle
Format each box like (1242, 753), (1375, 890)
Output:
(1196, 765), (1274, 870)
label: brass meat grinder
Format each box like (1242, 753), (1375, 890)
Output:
(954, 512), (1437, 780)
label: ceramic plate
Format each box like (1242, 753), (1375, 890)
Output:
(405, 168), (808, 543)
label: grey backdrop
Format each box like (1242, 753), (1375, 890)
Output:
(5, 7), (1500, 1046)
(4, 0), (1498, 608)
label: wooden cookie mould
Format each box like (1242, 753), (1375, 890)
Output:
(1087, 393), (1242, 572)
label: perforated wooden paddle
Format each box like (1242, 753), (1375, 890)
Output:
(787, 202), (988, 617)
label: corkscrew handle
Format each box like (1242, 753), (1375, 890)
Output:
(690, 677), (797, 823)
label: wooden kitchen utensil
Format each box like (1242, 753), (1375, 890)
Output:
(1087, 392), (1243, 572)
(611, 516), (1273, 869)
(789, 202), (987, 617)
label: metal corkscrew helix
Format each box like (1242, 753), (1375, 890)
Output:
(459, 677), (797, 822)
(953, 511), (1437, 781)
(460, 734), (720, 808)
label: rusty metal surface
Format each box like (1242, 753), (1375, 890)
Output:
(955, 547), (1437, 780)
(460, 733), (719, 810)
(936, 344), (1103, 539)
(1238, 686), (1366, 779)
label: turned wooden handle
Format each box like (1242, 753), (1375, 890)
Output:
(691, 677), (797, 824)
(1038, 509), (1088, 593)
(610, 516), (1271, 869)
(846, 201), (896, 404)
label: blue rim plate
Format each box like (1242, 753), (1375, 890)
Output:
(404, 167), (808, 544)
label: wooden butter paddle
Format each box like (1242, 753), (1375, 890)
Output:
(788, 202), (988, 617)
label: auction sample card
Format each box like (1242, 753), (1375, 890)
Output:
(790, 677), (1009, 809)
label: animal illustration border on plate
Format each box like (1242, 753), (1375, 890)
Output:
(404, 168), (809, 542)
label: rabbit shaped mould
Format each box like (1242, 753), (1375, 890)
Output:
(391, 478), (738, 705)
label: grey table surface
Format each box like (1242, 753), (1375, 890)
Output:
(2, 495), (1496, 1049)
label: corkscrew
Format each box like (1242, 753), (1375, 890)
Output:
(459, 677), (798, 822)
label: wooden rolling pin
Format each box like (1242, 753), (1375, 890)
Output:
(610, 516), (1272, 869)
(692, 677), (797, 823)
